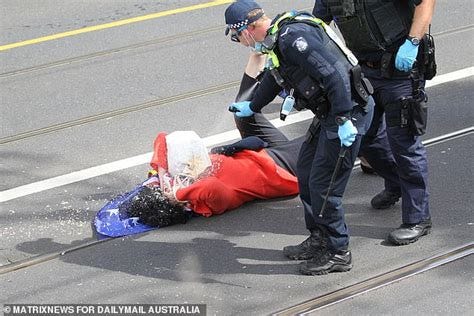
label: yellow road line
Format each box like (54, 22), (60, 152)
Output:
(0, 0), (233, 52)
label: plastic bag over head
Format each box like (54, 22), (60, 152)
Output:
(166, 131), (211, 180)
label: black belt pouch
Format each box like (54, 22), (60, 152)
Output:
(385, 98), (428, 136)
(408, 98), (428, 136)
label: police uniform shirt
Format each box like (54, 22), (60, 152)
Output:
(312, 0), (421, 61)
(250, 22), (354, 117)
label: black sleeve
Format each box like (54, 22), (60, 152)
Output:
(210, 136), (268, 156)
(235, 72), (260, 102)
(248, 71), (281, 113)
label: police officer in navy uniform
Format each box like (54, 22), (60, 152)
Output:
(224, 0), (374, 275)
(313, 0), (436, 245)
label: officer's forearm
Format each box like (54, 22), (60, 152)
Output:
(245, 53), (266, 79)
(409, 0), (436, 39)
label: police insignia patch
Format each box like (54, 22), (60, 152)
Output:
(293, 37), (308, 52)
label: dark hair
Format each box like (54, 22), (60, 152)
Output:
(124, 186), (189, 227)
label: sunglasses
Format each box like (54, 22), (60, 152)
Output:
(225, 25), (247, 43)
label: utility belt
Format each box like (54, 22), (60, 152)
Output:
(361, 34), (437, 80)
(361, 52), (404, 79)
(385, 69), (428, 136)
(270, 66), (328, 120)
(293, 94), (330, 119)
(274, 65), (372, 120)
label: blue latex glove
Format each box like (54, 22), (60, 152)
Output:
(338, 120), (358, 147)
(395, 39), (419, 72)
(228, 101), (254, 117)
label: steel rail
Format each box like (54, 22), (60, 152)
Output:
(0, 80), (239, 145)
(0, 130), (471, 275)
(1, 21), (471, 79)
(1, 76), (472, 146)
(1, 25), (471, 145)
(0, 25), (222, 78)
(273, 243), (473, 315)
(0, 239), (109, 275)
(0, 5), (318, 78)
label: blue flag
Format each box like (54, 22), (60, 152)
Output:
(94, 182), (155, 237)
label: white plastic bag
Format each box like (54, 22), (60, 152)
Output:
(166, 131), (211, 180)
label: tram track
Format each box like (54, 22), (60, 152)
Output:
(273, 243), (473, 315)
(0, 128), (472, 276)
(1, 65), (472, 146)
(1, 24), (471, 80)
(0, 80), (240, 145)
(0, 4), (313, 79)
(1, 0), (472, 312)
(1, 24), (472, 146)
(0, 25), (223, 79)
(0, 128), (472, 314)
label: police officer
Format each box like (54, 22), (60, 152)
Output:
(224, 0), (374, 275)
(313, 0), (435, 245)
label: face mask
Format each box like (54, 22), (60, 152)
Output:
(253, 42), (265, 53)
(242, 30), (260, 51)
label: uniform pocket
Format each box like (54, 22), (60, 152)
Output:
(385, 101), (406, 128)
(408, 99), (428, 136)
(336, 16), (382, 52)
(370, 3), (407, 47)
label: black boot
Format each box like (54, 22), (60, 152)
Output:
(371, 190), (401, 209)
(283, 229), (326, 260)
(299, 249), (352, 275)
(388, 219), (432, 245)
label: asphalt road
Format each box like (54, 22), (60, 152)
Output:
(1, 0), (473, 315)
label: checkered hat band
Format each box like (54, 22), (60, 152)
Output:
(229, 19), (249, 30)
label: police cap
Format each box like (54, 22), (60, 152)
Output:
(224, 0), (264, 35)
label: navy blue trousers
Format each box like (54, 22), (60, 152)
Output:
(359, 66), (430, 224)
(297, 103), (374, 251)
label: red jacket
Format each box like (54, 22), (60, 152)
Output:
(150, 133), (299, 217)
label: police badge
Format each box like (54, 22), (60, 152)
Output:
(293, 37), (308, 52)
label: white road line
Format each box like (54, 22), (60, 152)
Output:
(425, 67), (474, 87)
(1, 67), (473, 203)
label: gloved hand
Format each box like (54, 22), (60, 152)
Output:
(395, 39), (419, 72)
(228, 101), (254, 117)
(338, 120), (358, 147)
